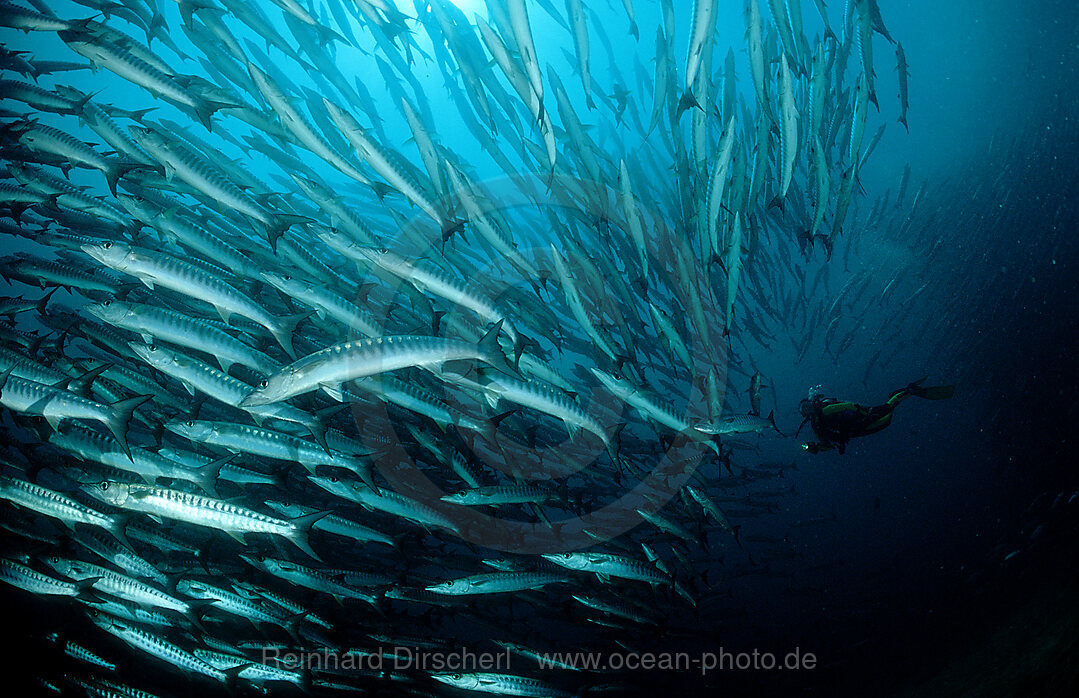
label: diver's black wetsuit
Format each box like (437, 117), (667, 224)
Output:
(800, 381), (954, 454)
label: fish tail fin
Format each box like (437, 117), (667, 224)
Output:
(629, 20), (639, 41)
(478, 319), (511, 374)
(288, 510), (332, 561)
(675, 90), (700, 119)
(271, 310), (312, 360)
(105, 395), (153, 459)
(74, 577), (105, 604)
(35, 287), (56, 316)
(192, 99), (235, 132)
(104, 162), (140, 197)
(195, 453), (235, 498)
(107, 516), (134, 551)
(767, 409), (785, 437)
(263, 214), (296, 253)
(303, 416), (331, 457)
(316, 24), (347, 45)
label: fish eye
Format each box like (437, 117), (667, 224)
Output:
(100, 481), (109, 491)
(282, 274), (290, 281)
(378, 247), (388, 254)
(102, 300), (111, 307)
(185, 420), (194, 427)
(329, 476), (338, 483)
(103, 242), (112, 249)
(258, 380), (268, 388)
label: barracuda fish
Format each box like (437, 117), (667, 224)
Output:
(725, 214), (744, 332)
(48, 422), (222, 496)
(123, 341), (326, 446)
(44, 631), (116, 671)
(322, 97), (443, 227)
(149, 207), (264, 282)
(810, 134), (830, 239)
(0, 3), (77, 32)
(588, 368), (718, 455)
(705, 116), (737, 260)
(564, 0), (595, 111)
(246, 61), (370, 187)
(72, 527), (165, 584)
(125, 126), (305, 249)
(1, 558), (100, 598)
(747, 371), (763, 416)
(43, 557), (192, 615)
(89, 614), (241, 684)
(86, 300), (279, 376)
(60, 32), (232, 131)
(772, 54), (799, 207)
(0, 369), (149, 456)
(426, 571), (569, 595)
(541, 552), (671, 586)
(896, 41), (910, 131)
(679, 0), (717, 116)
(338, 245), (518, 343)
(10, 119), (138, 196)
(431, 672), (573, 698)
(310, 476), (460, 534)
(82, 480), (328, 560)
(165, 419), (373, 486)
(240, 323), (507, 407)
(745, 0), (769, 111)
(82, 241), (303, 357)
(239, 555), (380, 605)
(685, 485), (738, 537)
(477, 370), (610, 446)
(692, 410), (782, 436)
(263, 500), (395, 546)
(0, 475), (129, 540)
(617, 159), (649, 282)
(441, 484), (558, 507)
(193, 647), (303, 687)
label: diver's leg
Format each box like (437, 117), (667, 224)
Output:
(862, 406), (895, 435)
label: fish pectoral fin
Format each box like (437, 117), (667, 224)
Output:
(319, 382), (345, 401)
(212, 305), (233, 325)
(224, 530), (247, 545)
(138, 277), (155, 291)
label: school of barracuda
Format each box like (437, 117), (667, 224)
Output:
(0, 0), (915, 695)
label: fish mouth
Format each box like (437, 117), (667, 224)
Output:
(79, 243), (105, 261)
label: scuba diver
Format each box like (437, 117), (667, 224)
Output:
(798, 379), (955, 454)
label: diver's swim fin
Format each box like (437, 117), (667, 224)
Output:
(915, 384), (955, 400)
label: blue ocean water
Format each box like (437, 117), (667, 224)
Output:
(1, 0), (1077, 696)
